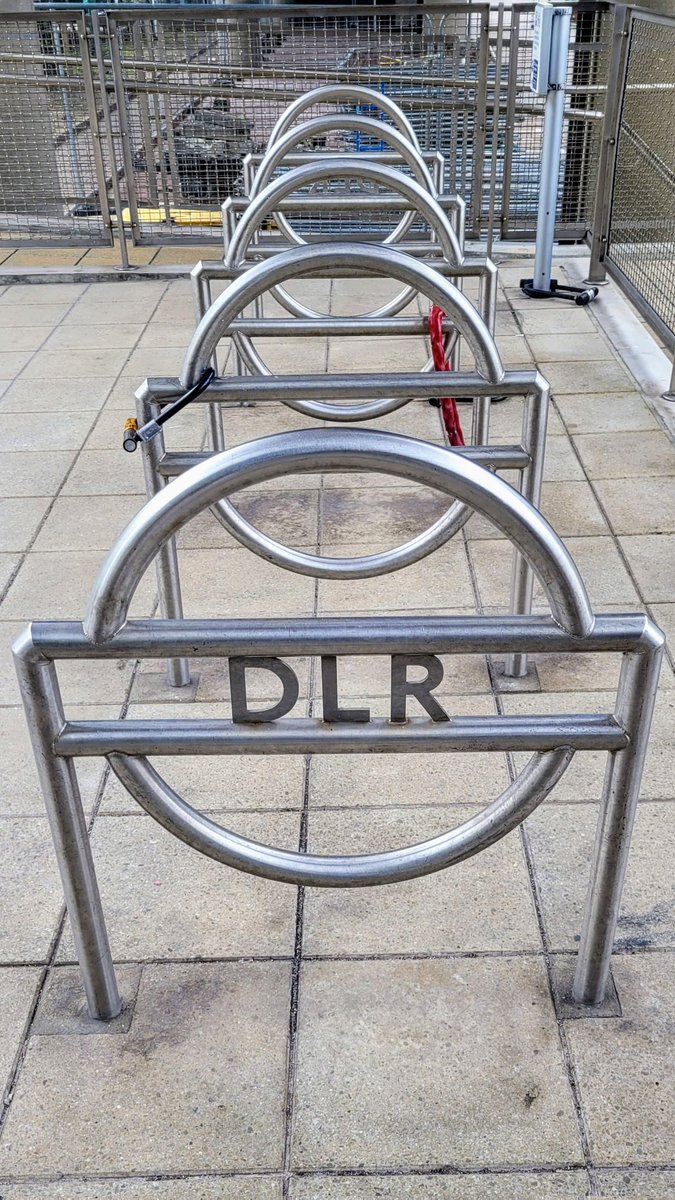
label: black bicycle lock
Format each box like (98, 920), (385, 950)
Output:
(122, 367), (216, 452)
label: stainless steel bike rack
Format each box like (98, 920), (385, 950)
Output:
(136, 241), (548, 684)
(14, 426), (664, 1022)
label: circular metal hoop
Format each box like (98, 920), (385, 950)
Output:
(267, 84), (423, 155)
(85, 426), (594, 644)
(227, 159), (462, 327)
(223, 181), (463, 390)
(185, 241), (498, 422)
(108, 747), (575, 887)
(251, 114), (434, 263)
(265, 86), (424, 269)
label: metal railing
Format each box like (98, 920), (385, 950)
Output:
(588, 6), (675, 363)
(2, 0), (673, 364)
(0, 1), (610, 250)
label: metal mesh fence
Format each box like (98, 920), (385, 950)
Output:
(0, 3), (611, 249)
(607, 14), (675, 341)
(0, 14), (111, 245)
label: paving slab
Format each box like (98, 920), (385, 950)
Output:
(0, 551), (156, 620)
(566, 953), (675, 1164)
(20, 347), (132, 380)
(504, 690), (675, 802)
(303, 804), (540, 954)
(0, 962), (291, 1176)
(60, 449), (148, 496)
(469, 537), (641, 610)
(0, 377), (115, 414)
(554, 393), (658, 435)
(178, 546), (316, 618)
(0, 284), (87, 305)
(1, 1182), (281, 1200)
(318, 540), (475, 612)
(1, 1182), (282, 1200)
(467, 481), (609, 540)
(0, 450), (77, 496)
(0, 553), (19, 594)
(292, 957), (581, 1169)
(0, 967), (41, 1095)
(57, 811), (300, 962)
(2, 410), (96, 453)
(291, 1175), (591, 1199)
(0, 703), (120, 817)
(0, 818), (64, 963)
(596, 1170), (675, 1197)
(618, 534), (675, 603)
(594, 477), (675, 535)
(573, 431), (675, 480)
(32, 494), (145, 552)
(525, 801), (675, 952)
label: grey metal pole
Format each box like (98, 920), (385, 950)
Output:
(504, 374), (550, 678)
(586, 5), (631, 285)
(136, 390), (191, 688)
(573, 621), (664, 1003)
(52, 21), (86, 202)
(532, 5), (572, 292)
(192, 271), (224, 450)
(91, 13), (129, 270)
(662, 354), (675, 402)
(12, 630), (121, 1021)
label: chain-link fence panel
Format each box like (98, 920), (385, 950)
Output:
(607, 13), (675, 345)
(0, 13), (112, 245)
(0, 3), (611, 250)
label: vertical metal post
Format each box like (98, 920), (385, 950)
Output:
(503, 377), (549, 678)
(108, 15), (142, 246)
(500, 6), (520, 240)
(574, 628), (664, 1003)
(136, 394), (191, 687)
(52, 21), (85, 201)
(663, 355), (675, 403)
(156, 23), (182, 209)
(470, 5), (491, 240)
(78, 14), (114, 246)
(485, 4), (504, 258)
(193, 272), (225, 450)
(92, 12), (129, 269)
(12, 633), (121, 1022)
(587, 5), (631, 284)
(532, 5), (572, 292)
(132, 20), (158, 206)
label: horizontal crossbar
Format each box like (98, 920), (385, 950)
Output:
(55, 714), (628, 757)
(29, 614), (655, 662)
(142, 369), (542, 404)
(158, 444), (531, 478)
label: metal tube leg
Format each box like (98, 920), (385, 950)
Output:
(573, 627), (664, 1004)
(13, 632), (121, 1021)
(137, 394), (191, 687)
(504, 377), (549, 678)
(193, 271), (225, 451)
(470, 265), (499, 446)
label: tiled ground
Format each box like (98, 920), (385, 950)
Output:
(0, 258), (674, 1198)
